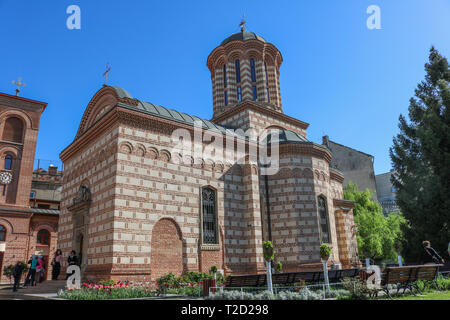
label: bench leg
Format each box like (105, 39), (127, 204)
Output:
(413, 283), (422, 295)
(383, 287), (392, 299)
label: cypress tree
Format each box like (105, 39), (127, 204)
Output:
(390, 47), (450, 262)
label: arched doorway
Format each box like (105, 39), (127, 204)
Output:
(150, 218), (183, 280)
(36, 229), (51, 281)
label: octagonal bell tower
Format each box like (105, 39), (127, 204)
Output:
(207, 28), (283, 118)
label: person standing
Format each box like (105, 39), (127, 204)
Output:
(35, 255), (44, 284)
(422, 240), (445, 264)
(65, 250), (78, 280)
(51, 249), (63, 280)
(24, 255), (38, 287)
(12, 261), (24, 292)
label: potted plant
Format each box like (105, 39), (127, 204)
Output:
(319, 244), (331, 293)
(320, 244), (331, 261)
(263, 241), (275, 294)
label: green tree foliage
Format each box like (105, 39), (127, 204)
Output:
(344, 182), (406, 262)
(390, 47), (450, 262)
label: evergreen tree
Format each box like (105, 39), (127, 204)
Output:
(390, 47), (450, 262)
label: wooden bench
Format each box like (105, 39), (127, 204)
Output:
(375, 264), (442, 298)
(224, 268), (361, 288)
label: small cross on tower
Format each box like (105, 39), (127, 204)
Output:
(11, 78), (26, 96)
(103, 63), (111, 87)
(239, 15), (246, 32)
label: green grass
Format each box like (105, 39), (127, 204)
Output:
(381, 291), (450, 300)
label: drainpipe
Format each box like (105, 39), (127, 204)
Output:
(25, 212), (34, 262)
(264, 175), (272, 242)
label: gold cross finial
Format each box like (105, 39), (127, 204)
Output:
(239, 15), (246, 32)
(11, 78), (26, 96)
(103, 63), (111, 87)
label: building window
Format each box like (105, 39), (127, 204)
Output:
(223, 65), (227, 88)
(37, 229), (50, 245)
(4, 155), (12, 170)
(235, 60), (241, 83)
(266, 88), (270, 102)
(202, 187), (218, 244)
(237, 87), (242, 102)
(0, 225), (5, 242)
(250, 58), (256, 82)
(318, 196), (330, 243)
(252, 86), (258, 101)
(2, 117), (24, 143)
(264, 62), (269, 85)
(224, 91), (228, 106)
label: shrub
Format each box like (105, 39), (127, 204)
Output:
(275, 261), (282, 273)
(342, 277), (370, 300)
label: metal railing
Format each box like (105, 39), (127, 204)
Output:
(208, 282), (346, 299)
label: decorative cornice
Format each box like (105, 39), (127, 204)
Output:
(330, 168), (345, 183)
(333, 198), (354, 210)
(279, 143), (332, 164)
(212, 101), (309, 131)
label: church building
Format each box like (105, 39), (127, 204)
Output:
(58, 30), (358, 281)
(0, 91), (59, 283)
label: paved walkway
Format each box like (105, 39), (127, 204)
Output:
(0, 280), (65, 300)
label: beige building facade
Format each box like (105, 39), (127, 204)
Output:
(58, 31), (358, 281)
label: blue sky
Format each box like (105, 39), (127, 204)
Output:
(0, 0), (449, 174)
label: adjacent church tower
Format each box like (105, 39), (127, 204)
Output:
(207, 28), (283, 118)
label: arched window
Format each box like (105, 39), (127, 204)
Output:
(224, 91), (228, 106)
(2, 117), (24, 143)
(37, 229), (50, 245)
(318, 196), (330, 243)
(202, 187), (218, 244)
(4, 155), (12, 170)
(235, 60), (241, 83)
(250, 58), (256, 82)
(0, 225), (6, 242)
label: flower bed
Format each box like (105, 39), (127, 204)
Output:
(58, 281), (158, 300)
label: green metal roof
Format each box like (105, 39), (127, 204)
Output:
(113, 86), (310, 145)
(221, 32), (266, 46)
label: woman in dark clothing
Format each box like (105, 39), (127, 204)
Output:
(51, 249), (62, 280)
(65, 250), (78, 280)
(422, 241), (445, 264)
(12, 261), (24, 292)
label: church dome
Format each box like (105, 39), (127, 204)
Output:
(220, 32), (266, 46)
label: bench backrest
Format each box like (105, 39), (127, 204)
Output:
(380, 264), (442, 286)
(224, 268), (361, 287)
(415, 265), (441, 281)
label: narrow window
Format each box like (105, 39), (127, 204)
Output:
(235, 60), (241, 83)
(223, 65), (227, 88)
(202, 187), (218, 244)
(252, 86), (258, 101)
(266, 88), (270, 102)
(318, 196), (330, 243)
(0, 225), (6, 242)
(237, 87), (242, 102)
(250, 59), (256, 82)
(264, 62), (269, 85)
(4, 155), (12, 170)
(224, 91), (228, 106)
